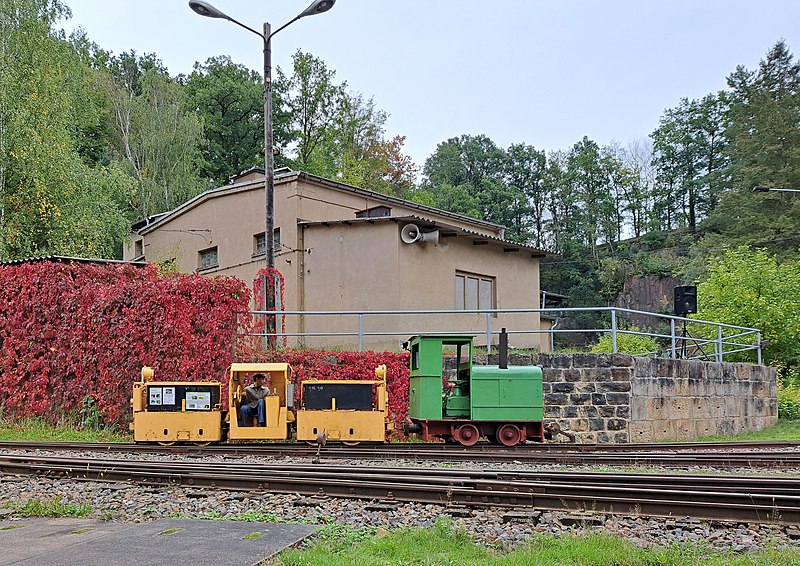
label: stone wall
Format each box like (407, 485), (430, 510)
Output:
(476, 353), (777, 443)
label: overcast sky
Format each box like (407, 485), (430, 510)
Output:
(61, 0), (800, 169)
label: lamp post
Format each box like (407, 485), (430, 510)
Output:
(189, 0), (335, 342)
(752, 186), (800, 193)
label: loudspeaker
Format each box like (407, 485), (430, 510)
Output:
(400, 224), (439, 245)
(674, 285), (697, 316)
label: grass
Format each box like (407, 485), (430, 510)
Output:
(691, 419), (800, 442)
(278, 518), (800, 566)
(0, 416), (129, 443)
(11, 497), (91, 518)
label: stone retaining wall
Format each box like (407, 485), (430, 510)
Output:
(475, 353), (777, 443)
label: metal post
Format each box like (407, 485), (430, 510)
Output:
(357, 313), (363, 352)
(485, 312), (492, 356)
(670, 318), (676, 359)
(717, 325), (723, 363)
(610, 309), (618, 353)
(757, 331), (762, 365)
(263, 23), (277, 345)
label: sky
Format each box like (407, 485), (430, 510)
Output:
(61, 0), (800, 169)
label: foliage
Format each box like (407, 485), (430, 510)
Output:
(694, 246), (800, 365)
(776, 363), (800, 420)
(183, 56), (264, 187)
(0, 261), (250, 424)
(591, 328), (660, 355)
(103, 56), (206, 220)
(12, 497), (91, 518)
(0, 0), (132, 259)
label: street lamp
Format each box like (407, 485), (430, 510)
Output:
(189, 0), (335, 337)
(752, 186), (800, 193)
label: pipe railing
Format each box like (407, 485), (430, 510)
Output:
(240, 306), (762, 364)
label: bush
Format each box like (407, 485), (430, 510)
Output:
(777, 364), (800, 420)
(591, 328), (659, 355)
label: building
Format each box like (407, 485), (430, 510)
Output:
(123, 169), (550, 350)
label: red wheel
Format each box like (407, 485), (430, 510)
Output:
(496, 424), (521, 447)
(454, 424), (480, 447)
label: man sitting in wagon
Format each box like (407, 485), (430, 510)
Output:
(239, 373), (269, 426)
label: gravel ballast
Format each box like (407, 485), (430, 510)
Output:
(1, 449), (799, 553)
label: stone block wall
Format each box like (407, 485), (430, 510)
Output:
(475, 353), (777, 443)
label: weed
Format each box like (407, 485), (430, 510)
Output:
(158, 528), (182, 536)
(242, 532), (263, 540)
(13, 497), (91, 518)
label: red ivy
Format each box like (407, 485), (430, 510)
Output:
(0, 262), (250, 425)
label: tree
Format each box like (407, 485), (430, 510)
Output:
(651, 94), (729, 232)
(274, 50), (416, 194)
(103, 53), (205, 220)
(504, 143), (547, 247)
(702, 41), (800, 257)
(0, 0), (131, 259)
(183, 56), (264, 187)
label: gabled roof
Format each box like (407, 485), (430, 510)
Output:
(298, 215), (552, 258)
(135, 169), (506, 236)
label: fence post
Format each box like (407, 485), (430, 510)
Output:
(716, 325), (723, 363)
(757, 331), (762, 365)
(611, 309), (618, 354)
(357, 313), (363, 352)
(670, 319), (676, 359)
(485, 312), (492, 356)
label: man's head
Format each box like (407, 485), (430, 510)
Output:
(253, 373), (266, 386)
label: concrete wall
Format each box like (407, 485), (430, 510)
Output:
(477, 353), (777, 443)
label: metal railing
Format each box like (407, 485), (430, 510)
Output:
(241, 306), (762, 364)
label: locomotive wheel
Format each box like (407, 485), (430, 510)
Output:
(454, 424), (480, 447)
(496, 424), (522, 447)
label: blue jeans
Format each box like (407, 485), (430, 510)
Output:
(240, 399), (265, 426)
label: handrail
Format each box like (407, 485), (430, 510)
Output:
(240, 306), (762, 364)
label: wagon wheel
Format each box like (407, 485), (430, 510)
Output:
(156, 441), (176, 447)
(193, 441), (212, 447)
(342, 441), (361, 447)
(496, 424), (522, 447)
(454, 424), (480, 447)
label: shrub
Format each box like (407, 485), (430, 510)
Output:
(777, 365), (800, 420)
(591, 328), (659, 355)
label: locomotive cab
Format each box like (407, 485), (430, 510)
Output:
(227, 362), (294, 441)
(406, 332), (544, 446)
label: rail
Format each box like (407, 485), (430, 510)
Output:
(240, 306), (762, 364)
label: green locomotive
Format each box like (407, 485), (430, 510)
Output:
(405, 330), (544, 446)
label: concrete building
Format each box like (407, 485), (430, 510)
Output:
(123, 169), (550, 350)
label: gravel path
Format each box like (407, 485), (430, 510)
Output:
(1, 448), (799, 553)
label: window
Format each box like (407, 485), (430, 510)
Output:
(254, 228), (281, 256)
(199, 247), (218, 270)
(134, 239), (143, 258)
(455, 271), (495, 311)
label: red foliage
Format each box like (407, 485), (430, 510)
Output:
(0, 260), (413, 430)
(0, 261), (250, 424)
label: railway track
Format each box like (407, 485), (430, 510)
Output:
(1, 452), (798, 525)
(1, 440), (799, 468)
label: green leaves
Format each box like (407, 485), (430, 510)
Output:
(697, 246), (800, 365)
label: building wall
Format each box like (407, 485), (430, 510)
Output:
(297, 221), (542, 350)
(123, 174), (543, 351)
(476, 353), (777, 443)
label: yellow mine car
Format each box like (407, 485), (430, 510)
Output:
(131, 363), (393, 445)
